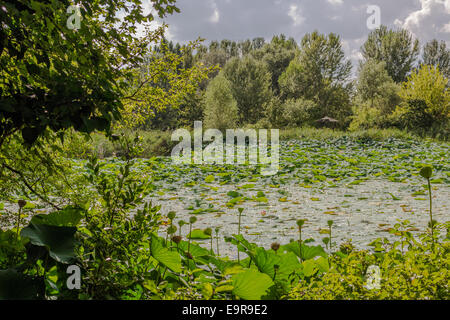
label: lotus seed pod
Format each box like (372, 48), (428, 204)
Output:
(18, 200), (27, 208)
(189, 217), (197, 224)
(204, 228), (212, 236)
(271, 242), (280, 252)
(172, 236), (182, 244)
(420, 166), (432, 179)
(168, 211), (176, 220)
(296, 219), (305, 227)
(167, 225), (177, 235)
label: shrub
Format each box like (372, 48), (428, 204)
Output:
(396, 65), (449, 126)
(282, 98), (317, 127)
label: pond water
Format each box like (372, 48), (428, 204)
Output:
(152, 177), (449, 258)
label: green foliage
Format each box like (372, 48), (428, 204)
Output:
(281, 98), (317, 127)
(0, 0), (179, 145)
(356, 59), (399, 109)
(287, 231), (449, 300)
(422, 39), (450, 78)
(121, 39), (214, 129)
(204, 74), (239, 130)
(279, 31), (352, 123)
(150, 234), (182, 273)
(361, 25), (420, 83)
(396, 65), (449, 124)
(222, 56), (272, 124)
(252, 34), (297, 94)
(231, 270), (273, 300)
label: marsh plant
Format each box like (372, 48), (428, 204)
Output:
(215, 227), (221, 256)
(419, 166), (437, 244)
(327, 220), (334, 251)
(204, 228), (213, 254)
(237, 208), (244, 262)
(296, 219), (305, 261)
(187, 216), (197, 257)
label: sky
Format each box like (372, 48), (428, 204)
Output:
(148, 0), (450, 67)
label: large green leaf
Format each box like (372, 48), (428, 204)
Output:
(178, 241), (210, 258)
(282, 242), (327, 261)
(225, 234), (258, 257)
(232, 270), (273, 300)
(31, 206), (83, 227)
(150, 234), (182, 273)
(0, 269), (42, 300)
(187, 229), (211, 240)
(20, 223), (77, 264)
(252, 248), (300, 280)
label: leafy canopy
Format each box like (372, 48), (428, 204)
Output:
(0, 0), (179, 145)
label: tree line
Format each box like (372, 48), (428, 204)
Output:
(145, 28), (449, 138)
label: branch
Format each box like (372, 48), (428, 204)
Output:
(2, 163), (62, 211)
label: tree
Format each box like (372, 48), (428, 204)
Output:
(252, 35), (298, 94)
(121, 39), (214, 129)
(0, 0), (180, 146)
(279, 31), (352, 121)
(361, 25), (419, 83)
(222, 56), (272, 124)
(357, 59), (399, 109)
(204, 74), (238, 131)
(422, 40), (450, 79)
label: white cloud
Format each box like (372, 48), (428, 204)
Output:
(209, 1), (220, 24)
(442, 22), (450, 33)
(288, 4), (304, 27)
(327, 0), (344, 5)
(395, 0), (450, 44)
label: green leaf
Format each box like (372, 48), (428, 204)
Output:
(20, 223), (77, 264)
(178, 241), (210, 258)
(0, 269), (41, 300)
(150, 234), (181, 273)
(227, 191), (242, 198)
(252, 248), (300, 280)
(315, 256), (329, 273)
(188, 229), (211, 240)
(282, 242), (327, 261)
(302, 259), (317, 277)
(232, 270), (273, 300)
(31, 206), (83, 227)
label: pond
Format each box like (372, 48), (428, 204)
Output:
(145, 138), (450, 258)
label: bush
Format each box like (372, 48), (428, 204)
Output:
(282, 98), (317, 127)
(396, 65), (449, 126)
(287, 228), (449, 300)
